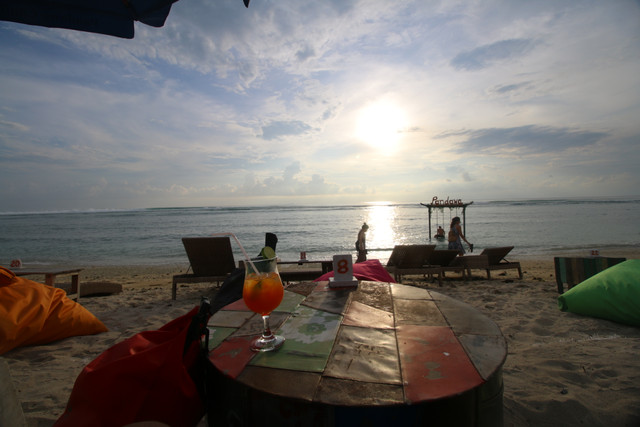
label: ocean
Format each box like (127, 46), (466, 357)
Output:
(1, 197), (638, 267)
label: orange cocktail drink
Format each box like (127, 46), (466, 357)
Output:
(242, 257), (285, 352)
(242, 271), (284, 315)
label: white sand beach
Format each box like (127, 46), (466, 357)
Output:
(3, 250), (640, 426)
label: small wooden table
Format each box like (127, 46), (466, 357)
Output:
(277, 260), (333, 283)
(277, 260), (333, 272)
(14, 268), (82, 301)
(206, 281), (506, 426)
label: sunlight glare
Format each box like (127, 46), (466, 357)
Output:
(355, 102), (406, 153)
(363, 203), (398, 260)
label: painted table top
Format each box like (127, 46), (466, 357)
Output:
(207, 281), (506, 406)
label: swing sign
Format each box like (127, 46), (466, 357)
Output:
(429, 196), (465, 207)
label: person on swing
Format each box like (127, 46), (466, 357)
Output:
(448, 216), (472, 255)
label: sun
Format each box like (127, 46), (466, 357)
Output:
(355, 101), (407, 152)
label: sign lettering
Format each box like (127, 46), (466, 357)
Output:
(431, 196), (464, 206)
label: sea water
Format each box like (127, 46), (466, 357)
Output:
(1, 197), (638, 267)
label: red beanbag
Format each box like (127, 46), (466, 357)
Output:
(0, 266), (107, 355)
(314, 259), (396, 283)
(55, 307), (206, 427)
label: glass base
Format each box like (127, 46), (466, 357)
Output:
(250, 334), (285, 352)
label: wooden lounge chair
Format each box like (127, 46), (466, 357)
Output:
(385, 244), (440, 283)
(454, 246), (523, 280)
(172, 237), (236, 300)
(554, 256), (626, 293)
(427, 250), (467, 281)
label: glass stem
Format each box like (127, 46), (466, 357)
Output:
(261, 315), (274, 339)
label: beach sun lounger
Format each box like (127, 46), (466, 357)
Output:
(454, 246), (523, 280)
(172, 237), (236, 300)
(385, 244), (440, 283)
(427, 249), (467, 281)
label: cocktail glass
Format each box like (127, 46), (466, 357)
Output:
(243, 257), (285, 352)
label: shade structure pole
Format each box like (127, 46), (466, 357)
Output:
(428, 206), (432, 241)
(462, 205), (467, 236)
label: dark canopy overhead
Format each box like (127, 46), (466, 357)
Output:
(0, 0), (250, 39)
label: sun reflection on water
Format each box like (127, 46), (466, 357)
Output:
(362, 203), (398, 259)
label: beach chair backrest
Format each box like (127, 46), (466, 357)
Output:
(481, 246), (514, 265)
(388, 245), (435, 268)
(182, 237), (236, 276)
(428, 250), (460, 266)
(386, 246), (402, 267)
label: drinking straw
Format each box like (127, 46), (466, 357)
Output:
(211, 232), (258, 271)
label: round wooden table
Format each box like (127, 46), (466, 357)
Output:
(206, 281), (506, 426)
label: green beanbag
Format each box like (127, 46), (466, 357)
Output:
(558, 259), (640, 326)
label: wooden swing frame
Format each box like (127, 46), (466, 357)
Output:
(421, 198), (473, 241)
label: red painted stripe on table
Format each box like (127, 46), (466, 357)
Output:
(209, 336), (256, 379)
(397, 325), (483, 402)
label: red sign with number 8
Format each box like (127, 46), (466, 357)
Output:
(337, 259), (349, 274)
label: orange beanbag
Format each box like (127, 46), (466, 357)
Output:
(0, 266), (108, 355)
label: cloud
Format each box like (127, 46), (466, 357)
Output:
(260, 120), (313, 140)
(489, 81), (533, 95)
(0, 119), (29, 132)
(295, 44), (316, 62)
(236, 161), (340, 199)
(283, 161), (301, 181)
(441, 125), (609, 156)
(450, 38), (540, 71)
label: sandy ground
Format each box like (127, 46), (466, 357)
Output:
(2, 250), (640, 426)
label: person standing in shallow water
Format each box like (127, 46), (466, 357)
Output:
(448, 216), (472, 255)
(356, 223), (369, 263)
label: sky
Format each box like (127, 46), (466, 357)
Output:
(0, 0), (639, 212)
